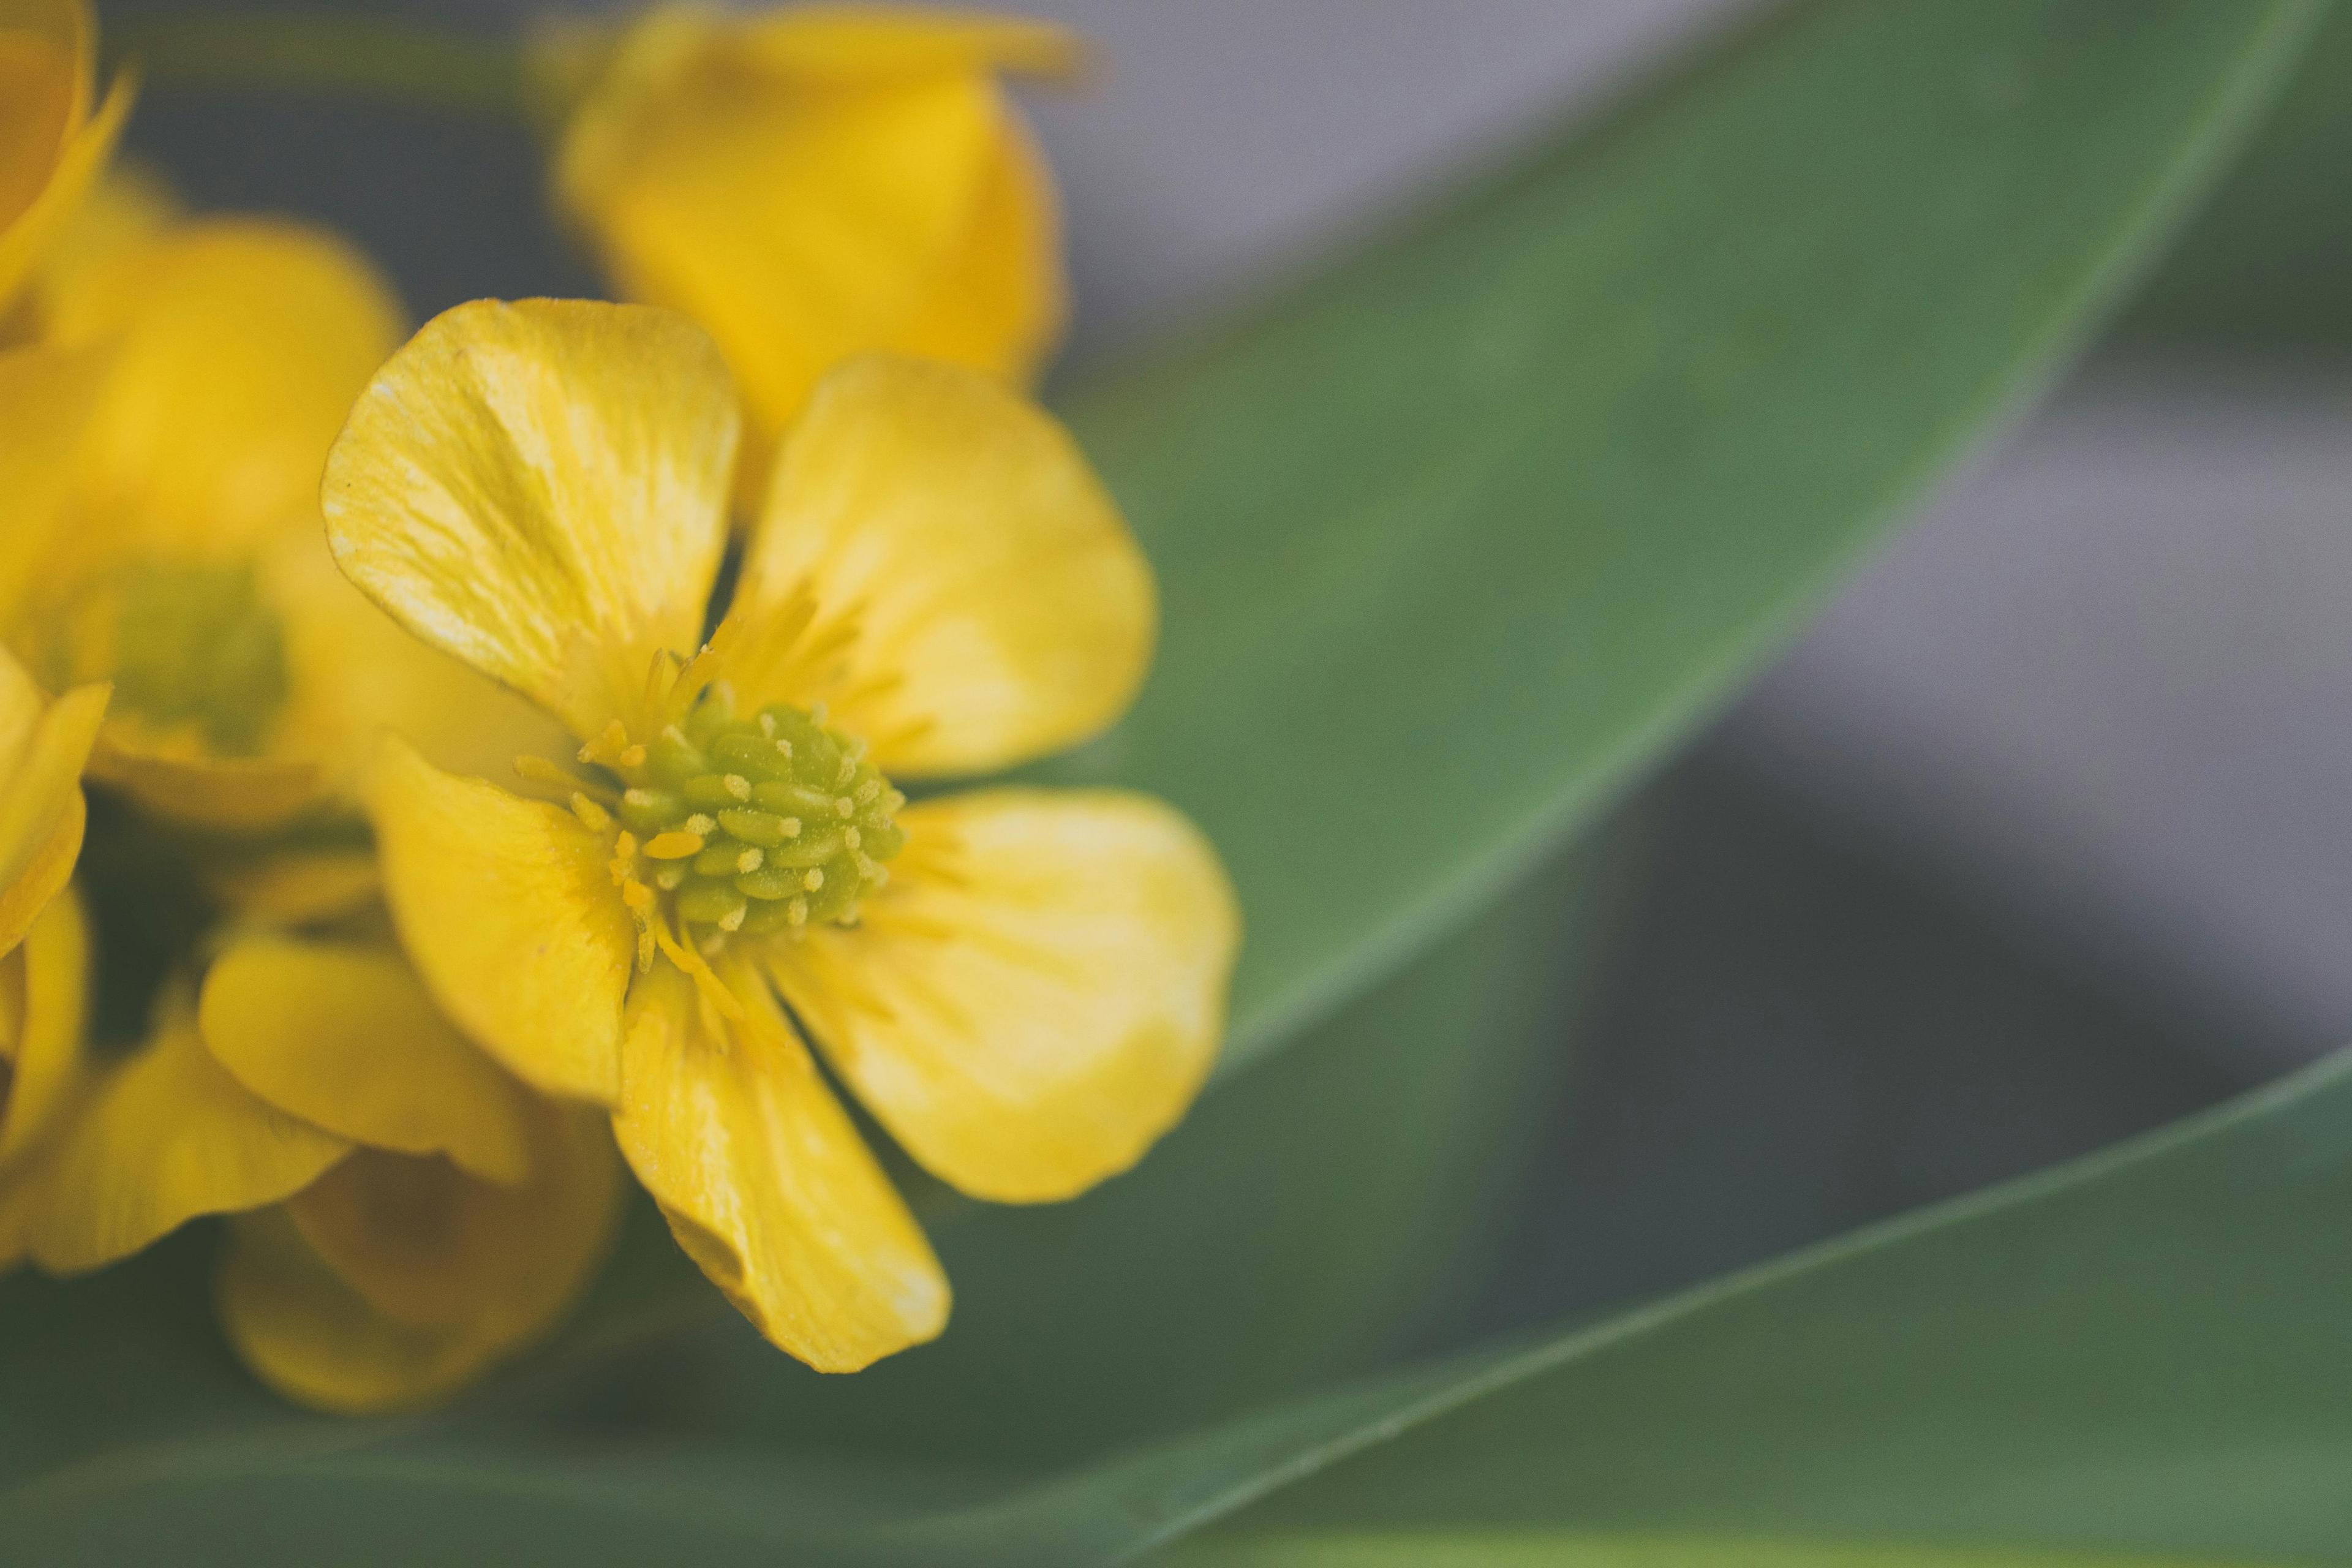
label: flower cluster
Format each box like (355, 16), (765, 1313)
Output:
(0, 0), (1235, 1412)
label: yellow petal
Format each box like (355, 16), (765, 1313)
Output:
(29, 159), (177, 292)
(81, 732), (318, 834)
(0, 880), (86, 1166)
(769, 789), (1237, 1203)
(886, 111), (1064, 387)
(265, 520), (571, 807)
(217, 1106), (617, 1415)
(370, 735), (635, 1104)
(207, 848), (380, 927)
(0, 646), (105, 956)
(322, 298), (737, 741)
(613, 956), (948, 1371)
(18, 1005), (349, 1273)
(0, 339), (108, 621)
(728, 356), (1152, 775)
(549, 6), (1067, 487)
(283, 1097), (614, 1327)
(0, 2), (129, 318)
(200, 936), (535, 1186)
(37, 219), (402, 570)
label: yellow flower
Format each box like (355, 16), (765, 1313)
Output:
(539, 4), (1075, 503)
(0, 194), (558, 830)
(0, 845), (620, 1411)
(0, 0), (131, 324)
(0, 184), (614, 1409)
(325, 298), (1238, 1370)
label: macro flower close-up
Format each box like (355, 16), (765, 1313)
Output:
(10, 1), (2352, 1563)
(325, 296), (1235, 1367)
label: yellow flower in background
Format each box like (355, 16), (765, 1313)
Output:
(0, 190), (557, 830)
(326, 298), (1237, 1370)
(538, 4), (1076, 502)
(0, 0), (130, 325)
(0, 179), (614, 1409)
(0, 843), (620, 1411)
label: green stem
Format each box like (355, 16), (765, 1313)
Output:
(105, 15), (532, 121)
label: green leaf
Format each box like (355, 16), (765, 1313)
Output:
(1063, 0), (2323, 1077)
(1174, 1537), (2280, 1568)
(2123, 5), (2352, 348)
(1182, 1052), (2352, 1563)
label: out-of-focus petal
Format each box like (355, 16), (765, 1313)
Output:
(612, 957), (948, 1371)
(81, 734), (317, 834)
(18, 1004), (349, 1273)
(207, 848), (379, 927)
(217, 1105), (617, 1415)
(369, 736), (635, 1105)
(200, 935), (535, 1186)
(729, 356), (1151, 776)
(0, 881), (85, 1166)
(769, 789), (1236, 1203)
(0, 340), (108, 622)
(0, 647), (104, 957)
(549, 6), (1070, 488)
(38, 219), (402, 571)
(265, 523), (570, 807)
(0, 0), (130, 317)
(322, 298), (737, 741)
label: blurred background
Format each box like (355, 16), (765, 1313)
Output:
(108, 0), (2352, 1404)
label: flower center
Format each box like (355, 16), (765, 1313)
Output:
(45, 559), (287, 756)
(599, 690), (905, 944)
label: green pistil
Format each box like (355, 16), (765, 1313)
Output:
(616, 692), (904, 939)
(62, 559), (288, 756)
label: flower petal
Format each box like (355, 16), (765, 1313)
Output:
(265, 521), (571, 808)
(0, 340), (109, 621)
(18, 1005), (349, 1273)
(370, 736), (634, 1104)
(0, 880), (85, 1167)
(0, 646), (105, 957)
(200, 935), (535, 1186)
(284, 1096), (615, 1327)
(217, 1105), (616, 1415)
(613, 956), (948, 1371)
(322, 298), (737, 741)
(551, 7), (1033, 470)
(886, 113), (1064, 389)
(81, 736), (318, 834)
(38, 219), (402, 569)
(208, 848), (379, 927)
(769, 789), (1237, 1203)
(0, 2), (129, 317)
(729, 356), (1152, 775)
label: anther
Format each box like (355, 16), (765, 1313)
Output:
(644, 831), (705, 859)
(570, 794), (613, 832)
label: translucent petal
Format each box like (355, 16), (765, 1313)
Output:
(200, 936), (535, 1186)
(770, 789), (1237, 1202)
(613, 957), (948, 1371)
(322, 298), (737, 741)
(370, 737), (635, 1104)
(729, 356), (1152, 775)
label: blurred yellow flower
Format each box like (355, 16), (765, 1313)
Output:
(0, 190), (615, 1411)
(325, 298), (1237, 1370)
(0, 196), (557, 830)
(538, 3), (1076, 503)
(0, 0), (130, 325)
